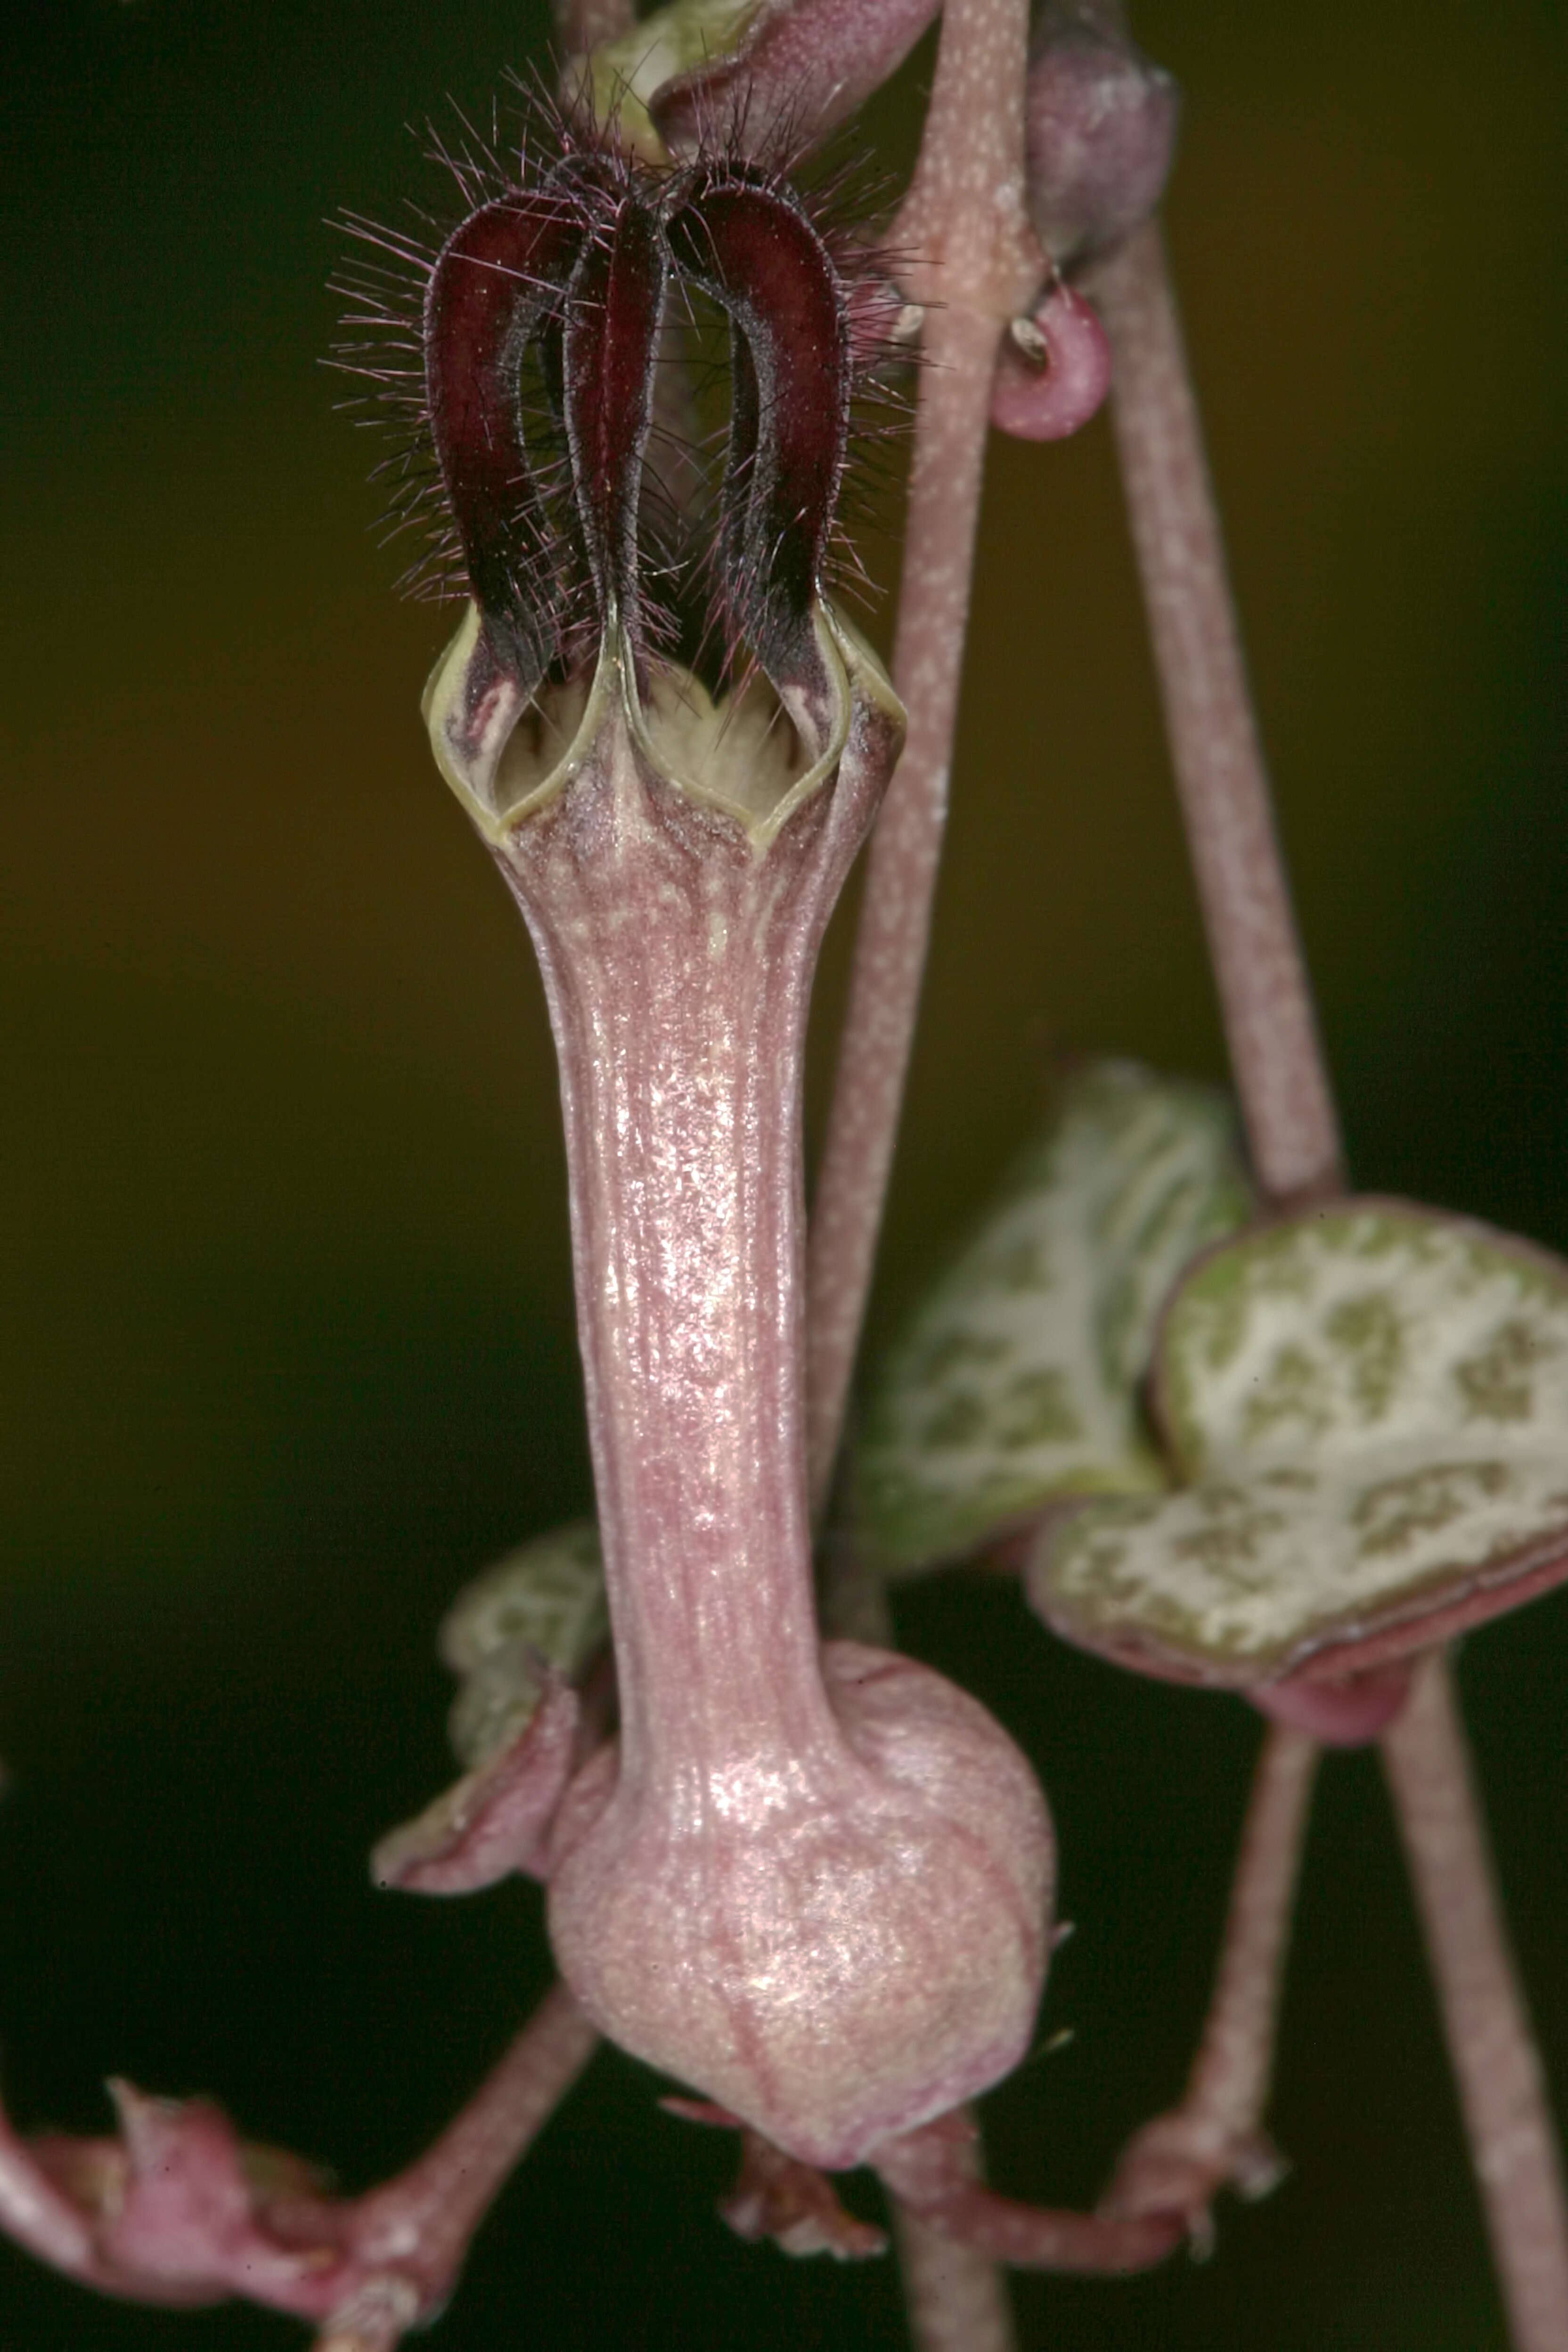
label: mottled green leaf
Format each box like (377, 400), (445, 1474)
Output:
(440, 1520), (608, 1766)
(1033, 1201), (1568, 1681)
(854, 1062), (1252, 1576)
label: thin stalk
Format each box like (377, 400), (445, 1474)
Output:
(1175, 1723), (1316, 2160)
(892, 2197), (1020, 2352)
(806, 0), (1041, 1514)
(1095, 206), (1568, 2344)
(1103, 1723), (1317, 2237)
(874, 2115), (1181, 2271)
(1381, 1653), (1568, 2352)
(0, 1984), (598, 2335)
(334, 1984), (599, 2296)
(1089, 219), (1342, 1208)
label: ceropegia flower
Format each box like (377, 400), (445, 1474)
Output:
(377, 125), (1055, 2173)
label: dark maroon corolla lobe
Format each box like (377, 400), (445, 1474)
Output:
(562, 198), (668, 638)
(665, 170), (851, 682)
(425, 185), (594, 691)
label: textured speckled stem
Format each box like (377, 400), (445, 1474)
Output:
(1091, 220), (1342, 1210)
(806, 0), (1040, 1516)
(1382, 1654), (1568, 2352)
(893, 2192), (1020, 2352)
(1093, 207), (1566, 2328)
(0, 1981), (597, 2336)
(806, 16), (1034, 2329)
(875, 2115), (1181, 2271)
(1181, 1724), (1315, 2144)
(1103, 1720), (1315, 2237)
(330, 1986), (597, 2323)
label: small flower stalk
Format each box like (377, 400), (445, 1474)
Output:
(420, 131), (1053, 2168)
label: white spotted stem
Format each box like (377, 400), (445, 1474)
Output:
(1383, 1653), (1568, 2352)
(807, 0), (1042, 1518)
(1101, 1723), (1316, 2244)
(1092, 202), (1568, 2336)
(1088, 219), (1341, 1209)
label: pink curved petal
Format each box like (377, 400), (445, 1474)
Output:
(990, 285), (1111, 442)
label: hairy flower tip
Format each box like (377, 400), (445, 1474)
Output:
(408, 118), (887, 833)
(1025, 2), (1180, 266)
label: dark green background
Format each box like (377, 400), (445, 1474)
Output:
(2, 1), (1564, 2344)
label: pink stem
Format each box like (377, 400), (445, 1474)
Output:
(803, 14), (1040, 2338)
(1088, 220), (1342, 1209)
(874, 2116), (1181, 2272)
(806, 0), (1041, 1513)
(892, 2167), (1020, 2352)
(1094, 201), (1568, 2335)
(1381, 1653), (1568, 2352)
(1102, 1723), (1316, 2237)
(0, 1985), (598, 2339)
(1174, 1724), (1316, 2150)
(329, 1983), (600, 2318)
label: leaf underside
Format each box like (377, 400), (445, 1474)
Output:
(441, 1519), (609, 1766)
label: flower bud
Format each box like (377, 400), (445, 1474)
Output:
(1025, 3), (1180, 267)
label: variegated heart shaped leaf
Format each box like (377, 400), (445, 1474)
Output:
(1032, 1200), (1568, 1684)
(853, 1062), (1252, 1577)
(440, 1519), (609, 1767)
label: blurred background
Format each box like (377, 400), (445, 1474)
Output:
(1, 0), (1564, 2344)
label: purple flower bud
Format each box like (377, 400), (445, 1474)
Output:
(1025, 3), (1180, 266)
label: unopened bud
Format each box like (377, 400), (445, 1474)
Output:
(1025, 3), (1180, 266)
